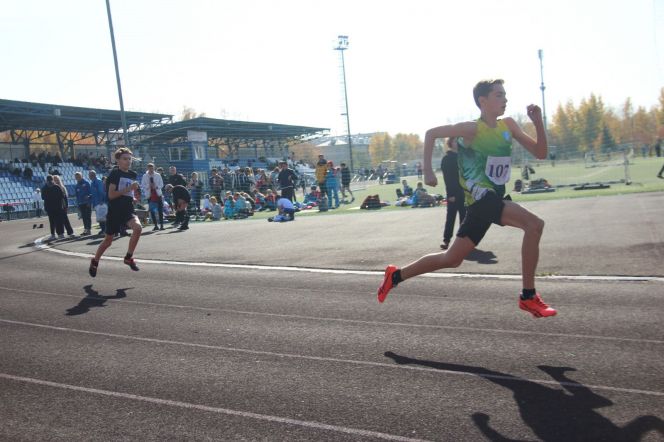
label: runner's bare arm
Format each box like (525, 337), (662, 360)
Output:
(505, 105), (547, 160)
(423, 121), (477, 187)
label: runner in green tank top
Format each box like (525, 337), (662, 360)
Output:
(458, 118), (512, 205)
(377, 79), (557, 318)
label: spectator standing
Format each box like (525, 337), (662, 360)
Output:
(188, 172), (203, 212)
(277, 161), (298, 202)
(315, 153), (328, 194)
(440, 137), (467, 250)
(140, 163), (164, 231)
(220, 167), (232, 192)
(325, 161), (340, 208)
(89, 170), (107, 235)
(244, 167), (255, 193)
(208, 168), (223, 201)
(74, 172), (93, 235)
(41, 176), (65, 239)
(340, 162), (354, 203)
(52, 175), (74, 237)
(32, 188), (43, 218)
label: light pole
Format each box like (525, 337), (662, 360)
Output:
(334, 35), (353, 172)
(105, 0), (130, 147)
(537, 49), (548, 132)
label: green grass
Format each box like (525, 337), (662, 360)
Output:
(346, 156), (664, 207)
(190, 156), (664, 223)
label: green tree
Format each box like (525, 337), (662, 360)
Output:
(598, 125), (617, 156)
(577, 94), (605, 153)
(549, 101), (582, 158)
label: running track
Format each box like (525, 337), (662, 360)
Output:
(1, 193), (663, 441)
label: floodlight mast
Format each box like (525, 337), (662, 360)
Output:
(538, 49), (548, 132)
(335, 35), (353, 172)
(105, 0), (130, 147)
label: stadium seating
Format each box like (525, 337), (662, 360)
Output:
(0, 160), (95, 217)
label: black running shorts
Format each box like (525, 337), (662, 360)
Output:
(105, 209), (136, 235)
(456, 191), (505, 245)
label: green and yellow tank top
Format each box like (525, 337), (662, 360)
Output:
(458, 118), (513, 205)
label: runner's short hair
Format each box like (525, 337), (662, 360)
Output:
(473, 79), (504, 108)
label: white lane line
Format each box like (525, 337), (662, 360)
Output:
(3, 286), (663, 345)
(33, 237), (664, 283)
(0, 372), (428, 442)
(3, 318), (663, 397)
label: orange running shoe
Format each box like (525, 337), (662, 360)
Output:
(519, 293), (557, 318)
(377, 265), (398, 303)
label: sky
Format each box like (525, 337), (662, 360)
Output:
(2, 0), (663, 139)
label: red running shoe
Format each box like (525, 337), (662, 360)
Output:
(377, 265), (398, 303)
(124, 257), (139, 271)
(519, 293), (557, 318)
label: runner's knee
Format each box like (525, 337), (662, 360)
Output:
(442, 252), (464, 268)
(527, 216), (545, 236)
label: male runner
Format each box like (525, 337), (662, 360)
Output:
(89, 148), (142, 277)
(377, 79), (556, 318)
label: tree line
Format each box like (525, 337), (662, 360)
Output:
(542, 88), (663, 159)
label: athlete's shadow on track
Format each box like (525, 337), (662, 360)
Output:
(464, 249), (498, 264)
(65, 285), (131, 316)
(384, 351), (664, 441)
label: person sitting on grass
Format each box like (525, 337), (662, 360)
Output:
(223, 192), (235, 219)
(303, 185), (321, 206)
(264, 189), (277, 211)
(411, 182), (429, 207)
(204, 196), (222, 221)
(234, 192), (250, 218)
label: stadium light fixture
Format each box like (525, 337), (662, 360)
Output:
(334, 35), (353, 172)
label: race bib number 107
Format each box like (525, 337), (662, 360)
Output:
(485, 156), (512, 185)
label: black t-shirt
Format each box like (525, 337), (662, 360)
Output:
(441, 151), (463, 198)
(168, 173), (187, 187)
(172, 185), (191, 203)
(107, 168), (137, 214)
(277, 168), (297, 188)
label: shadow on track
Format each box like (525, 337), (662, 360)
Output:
(464, 249), (498, 265)
(65, 285), (131, 316)
(384, 351), (664, 441)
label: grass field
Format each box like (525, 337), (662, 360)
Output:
(343, 156), (664, 208)
(189, 156), (664, 223)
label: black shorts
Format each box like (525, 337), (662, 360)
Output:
(456, 191), (505, 245)
(106, 208), (136, 235)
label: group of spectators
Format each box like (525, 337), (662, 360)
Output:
(40, 170), (105, 239)
(33, 152), (365, 236)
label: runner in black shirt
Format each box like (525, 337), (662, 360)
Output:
(89, 148), (143, 277)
